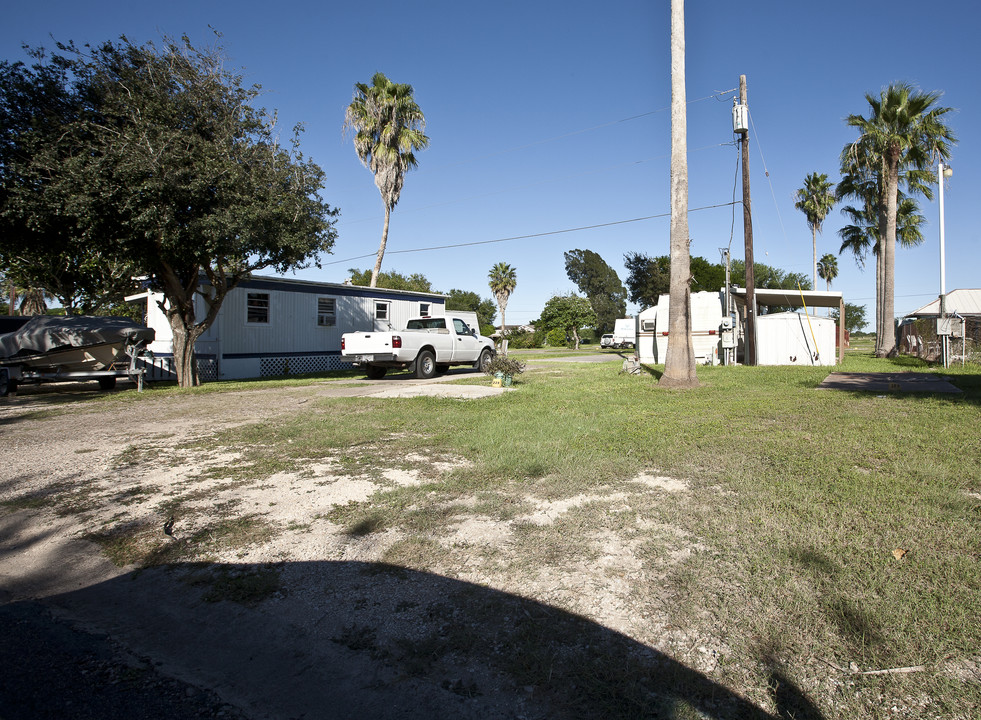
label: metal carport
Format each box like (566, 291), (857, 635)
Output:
(729, 287), (846, 365)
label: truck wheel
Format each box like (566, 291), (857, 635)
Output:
(476, 348), (493, 373)
(98, 376), (117, 390)
(435, 363), (450, 374)
(365, 365), (387, 380)
(415, 350), (436, 379)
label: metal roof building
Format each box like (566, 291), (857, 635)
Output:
(906, 289), (981, 317)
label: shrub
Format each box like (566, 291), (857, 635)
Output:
(484, 354), (526, 377)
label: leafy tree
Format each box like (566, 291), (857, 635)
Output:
(1, 36), (338, 387)
(816, 253), (838, 291)
(347, 268), (433, 293)
(831, 302), (869, 335)
(344, 73), (429, 288)
(623, 252), (670, 309)
(0, 50), (139, 313)
(488, 262), (517, 333)
(689, 256), (727, 293)
(563, 249), (627, 333)
(842, 83), (954, 356)
(663, 0), (698, 388)
(794, 172), (836, 291)
(537, 293), (596, 350)
(445, 288), (497, 329)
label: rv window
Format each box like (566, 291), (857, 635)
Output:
(317, 297), (336, 327)
(641, 320), (655, 332)
(247, 293), (270, 323)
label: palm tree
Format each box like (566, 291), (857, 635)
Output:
(661, 0), (698, 388)
(345, 73), (429, 287)
(816, 253), (838, 291)
(842, 83), (954, 356)
(794, 172), (836, 294)
(488, 262), (517, 336)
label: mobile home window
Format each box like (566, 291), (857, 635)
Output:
(317, 297), (336, 327)
(419, 302), (430, 316)
(375, 302), (390, 320)
(247, 293), (270, 324)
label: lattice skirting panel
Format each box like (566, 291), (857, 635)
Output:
(139, 356), (218, 382)
(259, 355), (353, 377)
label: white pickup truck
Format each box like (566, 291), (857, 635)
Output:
(341, 315), (495, 379)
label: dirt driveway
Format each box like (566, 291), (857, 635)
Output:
(0, 376), (779, 720)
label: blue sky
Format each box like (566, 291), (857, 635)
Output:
(4, 1), (978, 328)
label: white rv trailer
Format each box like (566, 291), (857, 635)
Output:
(611, 318), (636, 348)
(635, 291), (725, 365)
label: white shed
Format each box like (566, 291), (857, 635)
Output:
(756, 312), (836, 366)
(128, 275), (446, 381)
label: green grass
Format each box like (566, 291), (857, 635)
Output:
(26, 346), (978, 718)
(194, 348), (981, 717)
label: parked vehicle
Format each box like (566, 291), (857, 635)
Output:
(0, 315), (154, 396)
(600, 333), (614, 348)
(341, 315), (495, 379)
(611, 318), (635, 349)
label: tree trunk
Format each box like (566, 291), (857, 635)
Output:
(812, 226), (817, 307)
(878, 155), (900, 357)
(874, 244), (884, 355)
(370, 205), (392, 288)
(661, 0), (698, 389)
(168, 311), (205, 387)
(497, 295), (508, 334)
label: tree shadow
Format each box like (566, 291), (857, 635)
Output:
(640, 363), (664, 381)
(2, 558), (797, 720)
(760, 654), (826, 720)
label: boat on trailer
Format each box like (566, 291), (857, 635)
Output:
(0, 316), (154, 396)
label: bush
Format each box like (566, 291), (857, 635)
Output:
(505, 328), (544, 349)
(546, 328), (565, 347)
(483, 354), (526, 377)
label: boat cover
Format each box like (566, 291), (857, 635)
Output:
(0, 316), (155, 360)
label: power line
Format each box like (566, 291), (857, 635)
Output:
(420, 89), (739, 174)
(339, 141), (735, 227)
(324, 201), (739, 266)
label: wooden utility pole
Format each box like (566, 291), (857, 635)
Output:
(739, 75), (757, 366)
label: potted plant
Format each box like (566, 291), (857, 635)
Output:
(484, 354), (526, 386)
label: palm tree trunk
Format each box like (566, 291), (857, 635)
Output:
(662, 0), (698, 388)
(811, 227), (817, 300)
(879, 158), (900, 357)
(812, 227), (818, 309)
(370, 206), (392, 288)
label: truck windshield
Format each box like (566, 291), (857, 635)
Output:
(406, 318), (446, 330)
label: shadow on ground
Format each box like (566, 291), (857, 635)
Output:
(0, 557), (825, 720)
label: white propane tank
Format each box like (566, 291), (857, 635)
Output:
(732, 99), (748, 134)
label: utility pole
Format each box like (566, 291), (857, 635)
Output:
(737, 75), (757, 365)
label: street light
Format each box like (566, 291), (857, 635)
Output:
(938, 160), (953, 367)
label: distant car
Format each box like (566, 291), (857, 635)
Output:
(600, 334), (614, 348)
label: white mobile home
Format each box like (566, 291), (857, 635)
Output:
(129, 275), (446, 381)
